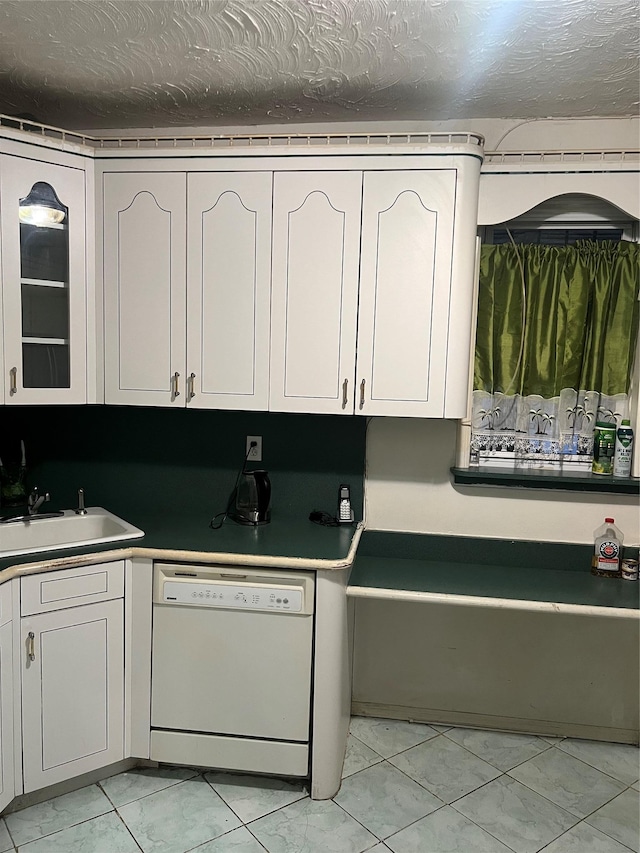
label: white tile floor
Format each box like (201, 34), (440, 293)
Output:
(1, 718), (638, 853)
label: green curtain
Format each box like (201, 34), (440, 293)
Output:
(474, 240), (639, 398)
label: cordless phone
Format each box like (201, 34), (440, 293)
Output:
(337, 484), (354, 524)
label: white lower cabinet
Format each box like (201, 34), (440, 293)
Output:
(20, 578), (125, 793)
(0, 619), (14, 813)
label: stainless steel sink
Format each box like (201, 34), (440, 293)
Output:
(0, 507), (144, 559)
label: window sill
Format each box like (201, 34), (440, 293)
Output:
(450, 466), (640, 495)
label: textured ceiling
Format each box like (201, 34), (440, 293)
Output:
(0, 0), (638, 131)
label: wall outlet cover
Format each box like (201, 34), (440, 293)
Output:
(246, 436), (262, 462)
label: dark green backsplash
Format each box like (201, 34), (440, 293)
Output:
(1, 406), (366, 522)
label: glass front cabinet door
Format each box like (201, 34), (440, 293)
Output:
(0, 157), (86, 404)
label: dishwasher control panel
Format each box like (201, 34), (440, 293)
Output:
(153, 563), (314, 615)
(162, 580), (303, 612)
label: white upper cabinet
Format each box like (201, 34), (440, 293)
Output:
(101, 147), (481, 416)
(270, 172), (362, 414)
(0, 135), (481, 415)
(269, 161), (479, 417)
(103, 170), (271, 410)
(0, 156), (87, 404)
(187, 172), (272, 410)
(103, 172), (187, 406)
(356, 170), (456, 417)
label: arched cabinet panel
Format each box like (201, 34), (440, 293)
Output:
(357, 171), (456, 417)
(270, 172), (362, 414)
(187, 173), (271, 410)
(103, 173), (186, 406)
(284, 193), (346, 400)
(117, 193), (173, 392)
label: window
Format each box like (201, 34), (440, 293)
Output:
(470, 195), (639, 473)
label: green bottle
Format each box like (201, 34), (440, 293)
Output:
(592, 422), (616, 475)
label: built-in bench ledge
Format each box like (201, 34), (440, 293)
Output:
(450, 466), (640, 495)
(347, 531), (640, 617)
(348, 531), (639, 744)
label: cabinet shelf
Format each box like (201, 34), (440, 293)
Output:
(22, 337), (68, 346)
(21, 278), (67, 288)
(451, 466), (640, 495)
(22, 220), (66, 231)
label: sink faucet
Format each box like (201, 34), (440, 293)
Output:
(0, 488), (63, 524)
(27, 487), (50, 516)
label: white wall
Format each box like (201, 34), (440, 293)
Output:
(364, 418), (639, 546)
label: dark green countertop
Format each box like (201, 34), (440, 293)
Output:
(0, 510), (360, 575)
(350, 531), (640, 610)
(132, 510), (359, 562)
(3, 516), (638, 611)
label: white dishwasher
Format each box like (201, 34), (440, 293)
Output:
(150, 563), (315, 778)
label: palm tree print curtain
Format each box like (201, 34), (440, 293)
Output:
(472, 240), (639, 467)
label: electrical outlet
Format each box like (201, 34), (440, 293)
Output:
(246, 435), (262, 462)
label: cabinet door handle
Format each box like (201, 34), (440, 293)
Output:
(342, 379), (348, 409)
(9, 366), (17, 395)
(172, 372), (180, 399)
(359, 378), (366, 409)
(27, 631), (35, 662)
(187, 373), (196, 401)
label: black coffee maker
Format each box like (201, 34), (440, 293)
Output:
(229, 470), (271, 526)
